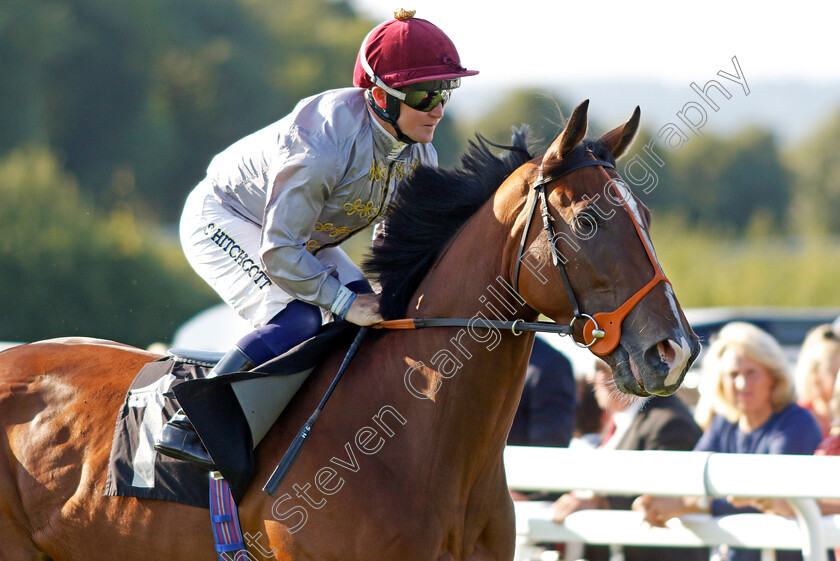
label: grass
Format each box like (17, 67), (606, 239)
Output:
(651, 215), (840, 308)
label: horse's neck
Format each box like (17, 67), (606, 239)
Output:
(400, 188), (537, 453)
(412, 182), (532, 320)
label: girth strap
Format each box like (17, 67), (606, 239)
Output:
(208, 474), (247, 559)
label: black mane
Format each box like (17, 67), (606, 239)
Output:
(364, 129), (533, 319)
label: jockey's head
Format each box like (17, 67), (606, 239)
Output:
(354, 10), (478, 143)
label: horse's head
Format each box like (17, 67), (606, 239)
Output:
(509, 100), (700, 396)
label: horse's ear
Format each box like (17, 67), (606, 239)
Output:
(600, 106), (641, 159)
(544, 99), (589, 163)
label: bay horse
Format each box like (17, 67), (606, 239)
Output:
(0, 100), (699, 561)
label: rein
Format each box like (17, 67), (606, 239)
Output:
(376, 317), (573, 336)
(374, 148), (671, 356)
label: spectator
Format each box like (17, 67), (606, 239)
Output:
(552, 359), (705, 561)
(633, 322), (822, 561)
(728, 325), (840, 560)
(795, 323), (840, 437)
(571, 375), (605, 449)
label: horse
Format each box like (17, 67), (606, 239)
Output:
(0, 100), (700, 561)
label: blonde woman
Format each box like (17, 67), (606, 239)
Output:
(633, 322), (822, 561)
(795, 324), (840, 437)
(723, 326), (840, 560)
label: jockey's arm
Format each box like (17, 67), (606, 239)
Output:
(260, 137), (361, 314)
(260, 132), (385, 326)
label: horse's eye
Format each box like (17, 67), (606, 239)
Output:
(576, 211), (601, 227)
(592, 210), (604, 223)
(571, 211), (600, 239)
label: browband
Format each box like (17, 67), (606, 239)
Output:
(535, 158), (616, 187)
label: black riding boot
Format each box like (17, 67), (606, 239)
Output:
(153, 347), (255, 471)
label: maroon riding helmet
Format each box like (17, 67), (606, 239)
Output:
(354, 10), (479, 142)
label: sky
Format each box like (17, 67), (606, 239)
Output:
(348, 1), (840, 141)
(350, 0), (840, 88)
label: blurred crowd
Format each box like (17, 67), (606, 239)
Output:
(511, 315), (840, 561)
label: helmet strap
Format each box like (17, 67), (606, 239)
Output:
(365, 89), (416, 145)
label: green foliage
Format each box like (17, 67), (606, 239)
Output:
(644, 128), (790, 232)
(0, 0), (377, 221)
(0, 146), (218, 346)
(617, 127), (677, 208)
(652, 213), (840, 308)
(470, 89), (575, 155)
(2, 0), (840, 347)
(786, 107), (840, 235)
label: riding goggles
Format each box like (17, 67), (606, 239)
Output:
(396, 79), (459, 112)
(401, 89), (451, 112)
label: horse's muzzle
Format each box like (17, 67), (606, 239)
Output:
(609, 335), (701, 397)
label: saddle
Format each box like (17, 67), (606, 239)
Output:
(105, 321), (358, 506)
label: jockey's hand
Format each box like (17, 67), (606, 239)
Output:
(344, 293), (383, 326)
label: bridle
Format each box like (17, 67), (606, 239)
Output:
(376, 147), (671, 357)
(512, 148), (670, 355)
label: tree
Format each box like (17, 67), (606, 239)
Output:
(0, 0), (380, 221)
(470, 89), (575, 155)
(786, 106), (840, 234)
(0, 146), (217, 346)
(651, 128), (789, 231)
(619, 126), (679, 211)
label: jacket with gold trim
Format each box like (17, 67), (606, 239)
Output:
(197, 87), (436, 310)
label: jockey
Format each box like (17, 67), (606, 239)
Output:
(154, 10), (478, 470)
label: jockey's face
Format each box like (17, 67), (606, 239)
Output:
(396, 100), (445, 144)
(369, 86), (446, 144)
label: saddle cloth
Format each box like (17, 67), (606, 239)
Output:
(104, 321), (358, 507)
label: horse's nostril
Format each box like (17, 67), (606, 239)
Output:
(657, 340), (676, 365)
(644, 338), (692, 388)
(645, 339), (686, 369)
(644, 340), (669, 372)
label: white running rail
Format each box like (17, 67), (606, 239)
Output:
(505, 447), (840, 561)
